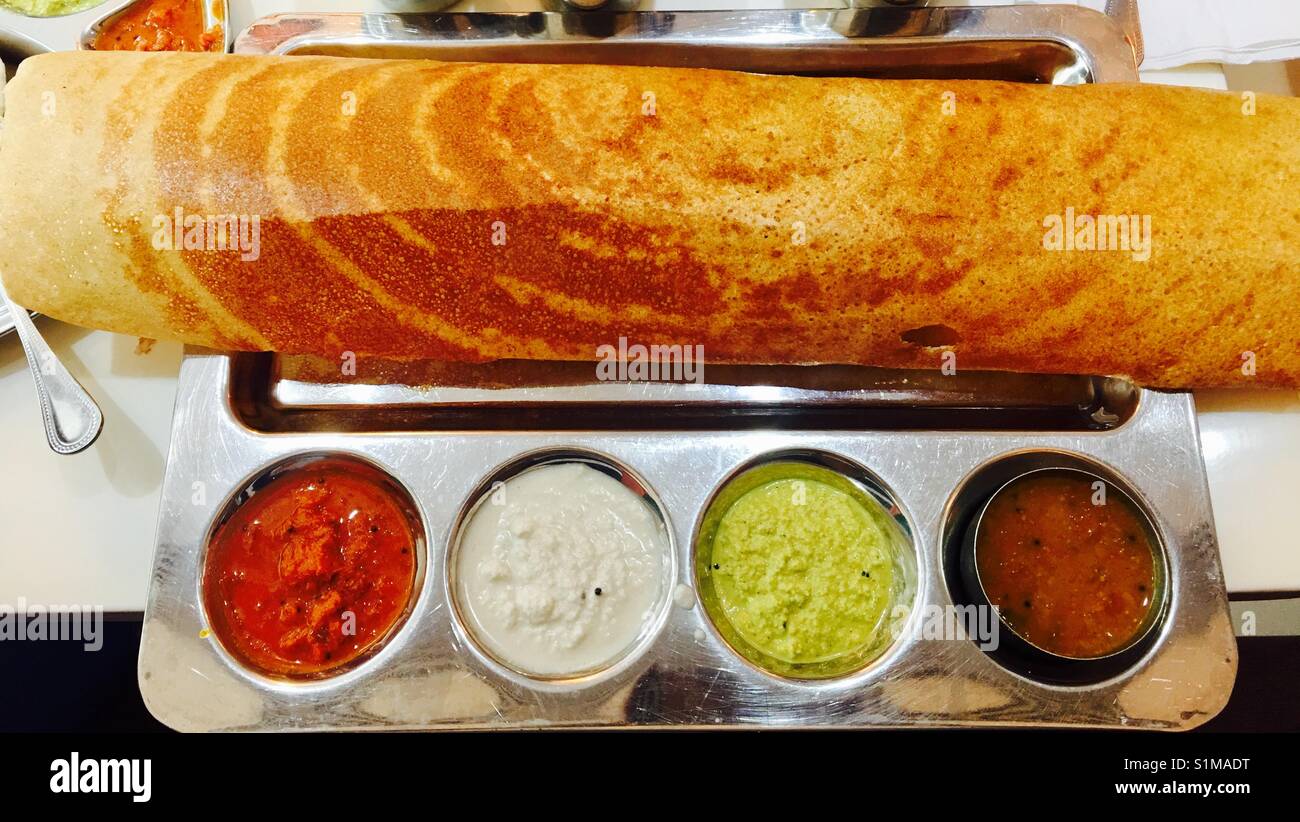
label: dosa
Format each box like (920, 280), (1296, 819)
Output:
(1, 51), (1297, 388)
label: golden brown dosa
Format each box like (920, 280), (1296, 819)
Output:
(1, 51), (1297, 388)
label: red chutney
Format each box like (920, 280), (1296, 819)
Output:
(203, 465), (417, 677)
(90, 0), (223, 53)
(975, 472), (1157, 659)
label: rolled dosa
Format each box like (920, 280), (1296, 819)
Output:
(1, 50), (1297, 388)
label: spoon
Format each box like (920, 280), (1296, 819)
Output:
(0, 282), (104, 454)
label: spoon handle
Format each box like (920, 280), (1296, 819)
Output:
(1, 287), (104, 455)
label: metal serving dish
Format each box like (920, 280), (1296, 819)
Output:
(235, 5), (1134, 83)
(137, 7), (1236, 731)
(955, 457), (1172, 682)
(79, 0), (230, 53)
(0, 0), (228, 55)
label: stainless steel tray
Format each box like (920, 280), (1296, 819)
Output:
(235, 6), (1135, 83)
(138, 8), (1236, 731)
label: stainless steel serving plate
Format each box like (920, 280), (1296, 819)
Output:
(78, 0), (230, 53)
(138, 7), (1236, 731)
(235, 5), (1134, 83)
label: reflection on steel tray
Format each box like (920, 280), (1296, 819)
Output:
(137, 8), (1235, 731)
(253, 354), (1140, 432)
(234, 6), (1135, 83)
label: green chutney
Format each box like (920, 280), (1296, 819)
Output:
(0, 0), (106, 17)
(707, 471), (894, 669)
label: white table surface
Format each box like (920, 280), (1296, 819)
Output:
(1, 1), (1297, 611)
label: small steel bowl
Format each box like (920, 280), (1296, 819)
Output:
(198, 451), (428, 684)
(79, 0), (230, 53)
(444, 446), (677, 691)
(693, 451), (918, 682)
(959, 465), (1169, 668)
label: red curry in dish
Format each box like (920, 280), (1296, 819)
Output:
(203, 464), (417, 677)
(975, 472), (1157, 659)
(90, 0), (223, 53)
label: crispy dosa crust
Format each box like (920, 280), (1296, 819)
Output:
(1, 51), (1296, 388)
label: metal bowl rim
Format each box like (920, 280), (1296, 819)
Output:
(689, 448), (922, 684)
(195, 449), (430, 691)
(78, 0), (231, 52)
(442, 444), (679, 693)
(964, 462), (1171, 664)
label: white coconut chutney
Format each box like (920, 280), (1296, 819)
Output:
(455, 462), (668, 677)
